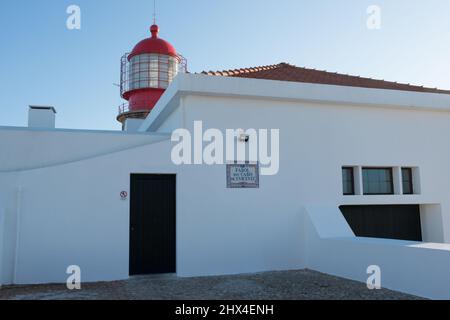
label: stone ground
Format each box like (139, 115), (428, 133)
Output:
(0, 269), (422, 300)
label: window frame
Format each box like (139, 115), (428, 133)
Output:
(362, 167), (394, 195)
(342, 167), (355, 196)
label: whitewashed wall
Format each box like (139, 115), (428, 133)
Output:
(171, 94), (450, 242)
(0, 172), (19, 285)
(0, 129), (172, 284)
(0, 127), (306, 284)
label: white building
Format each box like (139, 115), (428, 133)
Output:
(1, 24), (450, 299)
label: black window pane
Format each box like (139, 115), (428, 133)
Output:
(362, 168), (393, 195)
(402, 168), (413, 194)
(342, 167), (355, 195)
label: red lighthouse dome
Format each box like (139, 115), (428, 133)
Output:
(118, 24), (187, 125)
(128, 25), (177, 59)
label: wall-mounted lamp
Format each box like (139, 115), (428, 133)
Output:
(238, 134), (250, 143)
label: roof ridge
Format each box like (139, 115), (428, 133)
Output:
(201, 63), (280, 76)
(284, 63), (449, 91)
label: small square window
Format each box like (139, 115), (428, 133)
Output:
(342, 167), (355, 195)
(402, 168), (414, 195)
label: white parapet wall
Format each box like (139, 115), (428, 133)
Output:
(303, 205), (450, 299)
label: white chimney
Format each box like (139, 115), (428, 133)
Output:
(28, 106), (56, 129)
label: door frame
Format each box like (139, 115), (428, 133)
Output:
(129, 173), (178, 276)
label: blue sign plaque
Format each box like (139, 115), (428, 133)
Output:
(226, 162), (260, 188)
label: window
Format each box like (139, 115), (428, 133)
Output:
(402, 168), (414, 195)
(342, 167), (355, 195)
(362, 168), (394, 195)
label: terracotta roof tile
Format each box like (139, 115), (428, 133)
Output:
(201, 63), (450, 95)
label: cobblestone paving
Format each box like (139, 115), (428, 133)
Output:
(0, 269), (422, 300)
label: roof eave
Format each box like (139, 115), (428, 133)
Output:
(139, 73), (450, 133)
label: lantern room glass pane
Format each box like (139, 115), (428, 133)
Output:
(127, 54), (179, 91)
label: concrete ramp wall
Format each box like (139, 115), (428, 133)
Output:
(303, 205), (450, 299)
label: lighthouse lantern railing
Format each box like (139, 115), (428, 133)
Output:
(120, 52), (187, 98)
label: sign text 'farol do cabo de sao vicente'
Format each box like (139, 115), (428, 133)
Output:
(227, 162), (260, 188)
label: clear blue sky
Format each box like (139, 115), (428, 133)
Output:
(1, 0), (449, 130)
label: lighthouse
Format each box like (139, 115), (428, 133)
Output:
(117, 23), (187, 126)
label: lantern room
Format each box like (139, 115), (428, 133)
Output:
(117, 24), (187, 125)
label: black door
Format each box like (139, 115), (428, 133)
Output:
(340, 205), (422, 241)
(130, 174), (176, 275)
